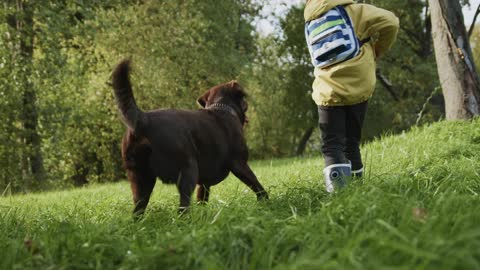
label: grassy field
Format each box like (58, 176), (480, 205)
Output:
(1, 119), (480, 270)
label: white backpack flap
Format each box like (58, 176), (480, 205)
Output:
(305, 6), (360, 68)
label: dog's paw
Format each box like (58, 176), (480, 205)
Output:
(256, 191), (269, 201)
(196, 201), (208, 206)
(132, 211), (146, 222)
(178, 206), (189, 215)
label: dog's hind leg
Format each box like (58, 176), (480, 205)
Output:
(230, 161), (269, 201)
(196, 184), (211, 204)
(128, 169), (156, 219)
(176, 161), (198, 213)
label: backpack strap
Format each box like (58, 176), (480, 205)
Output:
(360, 37), (371, 46)
(339, 4), (370, 47)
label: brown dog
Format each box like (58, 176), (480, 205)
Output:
(111, 59), (268, 216)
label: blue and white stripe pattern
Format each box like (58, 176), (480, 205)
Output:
(305, 6), (360, 68)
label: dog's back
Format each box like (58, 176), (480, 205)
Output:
(142, 109), (243, 183)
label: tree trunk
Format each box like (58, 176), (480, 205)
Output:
(12, 0), (45, 182)
(429, 0), (480, 119)
(295, 126), (314, 156)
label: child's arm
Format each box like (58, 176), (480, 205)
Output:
(358, 4), (400, 58)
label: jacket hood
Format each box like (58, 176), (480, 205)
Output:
(304, 0), (355, 21)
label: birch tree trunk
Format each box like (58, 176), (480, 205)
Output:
(429, 0), (480, 119)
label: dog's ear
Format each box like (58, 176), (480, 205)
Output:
(229, 80), (242, 91)
(229, 80), (247, 99)
(197, 90), (210, 108)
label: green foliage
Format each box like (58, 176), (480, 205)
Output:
(375, 0), (443, 129)
(1, 119), (480, 269)
(0, 0), (259, 191)
(0, 0), (476, 191)
(280, 5), (318, 147)
(243, 37), (296, 157)
(470, 23), (480, 67)
(244, 5), (318, 158)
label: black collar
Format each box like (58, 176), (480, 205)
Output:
(206, 103), (239, 120)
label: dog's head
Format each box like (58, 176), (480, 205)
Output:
(197, 81), (249, 126)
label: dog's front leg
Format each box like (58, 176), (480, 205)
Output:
(230, 161), (269, 201)
(176, 162), (198, 213)
(128, 170), (156, 219)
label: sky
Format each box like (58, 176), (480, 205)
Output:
(256, 0), (480, 36)
(464, 0), (480, 26)
(254, 0), (303, 36)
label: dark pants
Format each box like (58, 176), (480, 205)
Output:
(317, 101), (368, 171)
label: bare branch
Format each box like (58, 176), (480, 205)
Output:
(468, 3), (480, 38)
(376, 69), (400, 102)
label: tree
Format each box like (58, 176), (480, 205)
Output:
(368, 0), (442, 129)
(429, 0), (480, 119)
(5, 0), (45, 183)
(281, 6), (318, 156)
(1, 0), (261, 191)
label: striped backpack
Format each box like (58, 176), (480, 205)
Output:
(305, 5), (367, 68)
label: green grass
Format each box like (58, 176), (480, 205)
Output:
(1, 119), (480, 270)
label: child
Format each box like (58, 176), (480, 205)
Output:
(304, 0), (399, 192)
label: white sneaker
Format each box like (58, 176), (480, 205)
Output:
(323, 163), (352, 193)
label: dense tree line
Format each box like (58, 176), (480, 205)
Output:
(0, 0), (478, 192)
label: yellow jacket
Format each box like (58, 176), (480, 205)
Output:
(304, 0), (399, 106)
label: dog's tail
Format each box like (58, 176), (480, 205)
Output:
(111, 59), (147, 132)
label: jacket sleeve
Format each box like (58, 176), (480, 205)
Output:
(359, 4), (399, 58)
